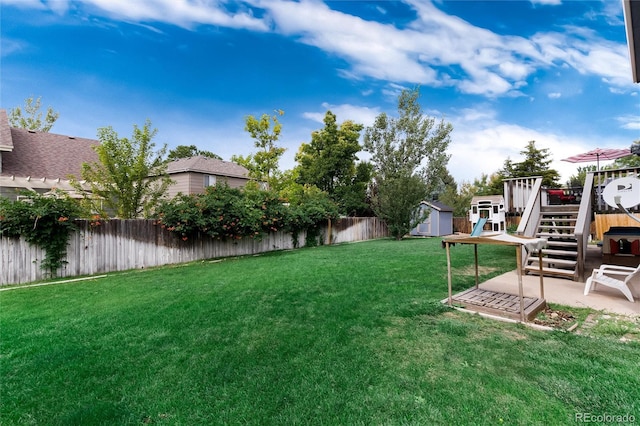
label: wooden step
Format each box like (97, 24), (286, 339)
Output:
(536, 232), (576, 239)
(538, 225), (576, 231)
(533, 248), (578, 257)
(540, 215), (577, 220)
(541, 206), (579, 214)
(545, 240), (578, 248)
(540, 213), (579, 217)
(528, 257), (577, 267)
(525, 265), (576, 279)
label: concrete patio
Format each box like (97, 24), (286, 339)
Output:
(478, 245), (640, 317)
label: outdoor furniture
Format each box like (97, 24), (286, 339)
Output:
(584, 264), (640, 302)
(443, 233), (548, 322)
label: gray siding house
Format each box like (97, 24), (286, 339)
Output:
(165, 156), (251, 197)
(410, 200), (454, 237)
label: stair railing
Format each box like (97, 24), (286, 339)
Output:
(514, 177), (543, 238)
(508, 177), (544, 271)
(574, 172), (594, 281)
(503, 176), (542, 214)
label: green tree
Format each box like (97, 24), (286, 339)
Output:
(295, 111), (370, 215)
(363, 87), (453, 239)
(611, 140), (640, 168)
(8, 96), (59, 132)
(437, 174), (475, 218)
(74, 120), (173, 218)
(167, 145), (221, 161)
(567, 165), (596, 188)
(501, 141), (560, 187)
(232, 110), (286, 190)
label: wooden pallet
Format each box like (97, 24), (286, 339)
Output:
(451, 288), (547, 322)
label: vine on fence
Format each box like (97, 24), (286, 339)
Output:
(0, 191), (83, 276)
(155, 184), (339, 247)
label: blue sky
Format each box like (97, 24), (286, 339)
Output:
(1, 0), (639, 185)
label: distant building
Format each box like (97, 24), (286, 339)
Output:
(0, 109), (98, 200)
(410, 200), (454, 237)
(165, 156), (251, 197)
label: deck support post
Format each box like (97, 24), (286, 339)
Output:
(516, 246), (525, 322)
(474, 245), (479, 289)
(446, 242), (453, 306)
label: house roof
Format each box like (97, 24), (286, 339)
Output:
(166, 156), (249, 179)
(623, 0), (640, 83)
(0, 109), (99, 180)
(422, 200), (453, 212)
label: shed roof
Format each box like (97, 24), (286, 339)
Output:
(422, 200), (453, 212)
(166, 156), (249, 179)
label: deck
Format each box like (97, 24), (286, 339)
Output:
(450, 287), (547, 321)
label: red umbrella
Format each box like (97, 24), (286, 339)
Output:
(561, 147), (631, 171)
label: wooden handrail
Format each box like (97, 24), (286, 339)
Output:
(574, 172), (594, 281)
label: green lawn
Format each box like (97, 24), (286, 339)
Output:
(1, 238), (639, 425)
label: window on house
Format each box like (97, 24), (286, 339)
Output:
(204, 175), (216, 187)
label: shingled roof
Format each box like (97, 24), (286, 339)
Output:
(0, 109), (99, 180)
(166, 156), (249, 179)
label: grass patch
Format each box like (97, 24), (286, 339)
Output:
(1, 238), (639, 424)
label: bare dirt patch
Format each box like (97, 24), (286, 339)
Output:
(454, 265), (497, 276)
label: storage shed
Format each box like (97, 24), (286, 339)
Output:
(410, 200), (454, 237)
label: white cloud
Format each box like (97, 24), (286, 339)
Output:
(617, 115), (640, 131)
(447, 108), (633, 185)
(39, 0), (269, 31)
(303, 102), (381, 127)
(548, 92), (562, 99)
(530, 0), (562, 6)
(6, 0), (634, 97)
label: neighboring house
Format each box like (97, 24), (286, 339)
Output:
(0, 109), (99, 200)
(410, 200), (454, 237)
(165, 156), (251, 197)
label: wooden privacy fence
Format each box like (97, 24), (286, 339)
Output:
(0, 217), (389, 286)
(452, 216), (521, 234)
(594, 213), (640, 241)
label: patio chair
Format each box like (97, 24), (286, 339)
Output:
(583, 263), (640, 302)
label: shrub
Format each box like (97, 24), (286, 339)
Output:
(155, 185), (289, 241)
(0, 191), (83, 276)
(154, 183), (339, 246)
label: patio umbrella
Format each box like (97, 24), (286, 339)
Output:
(561, 147), (631, 171)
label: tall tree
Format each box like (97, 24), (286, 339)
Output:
(501, 141), (560, 187)
(612, 140), (640, 168)
(363, 87), (453, 239)
(167, 145), (221, 161)
(295, 111), (369, 215)
(8, 96), (59, 132)
(74, 120), (173, 218)
(232, 110), (286, 190)
(567, 165), (596, 188)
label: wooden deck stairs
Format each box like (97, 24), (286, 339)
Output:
(525, 205), (579, 280)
